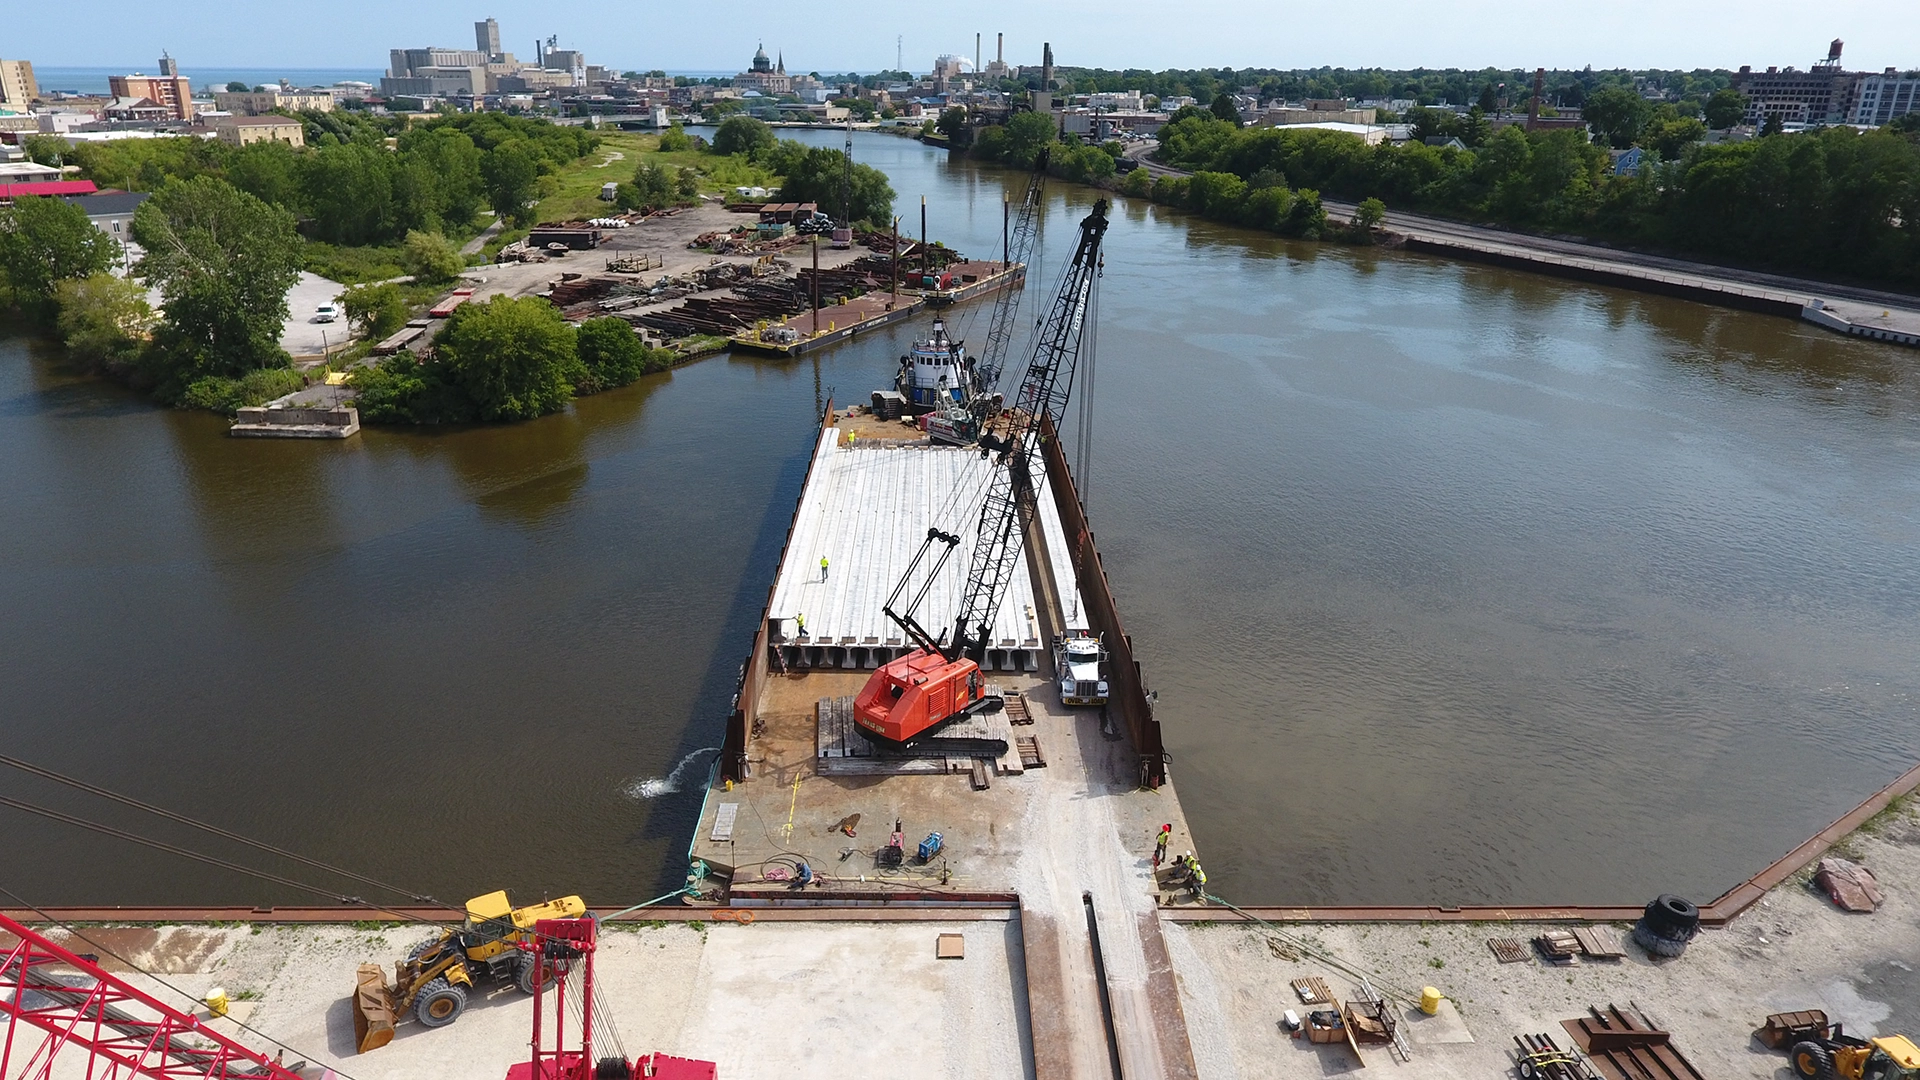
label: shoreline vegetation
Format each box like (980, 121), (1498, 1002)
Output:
(1, 112), (900, 426)
(954, 101), (1920, 290)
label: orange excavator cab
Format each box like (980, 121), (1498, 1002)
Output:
(853, 650), (985, 744)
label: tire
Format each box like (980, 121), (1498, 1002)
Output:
(512, 956), (537, 995)
(1631, 922), (1691, 958)
(413, 977), (467, 1028)
(1642, 894), (1699, 937)
(1789, 1041), (1834, 1080)
(406, 935), (445, 963)
(1518, 1060), (1537, 1079)
(595, 1058), (633, 1080)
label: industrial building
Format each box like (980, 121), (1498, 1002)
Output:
(1853, 69), (1920, 126)
(213, 88), (335, 115)
(106, 71), (192, 120)
(1733, 40), (1920, 127)
(213, 115), (305, 148)
(0, 59), (36, 110)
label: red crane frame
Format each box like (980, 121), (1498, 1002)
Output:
(1, 912), (306, 1080)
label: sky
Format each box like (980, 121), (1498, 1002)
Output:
(8, 0), (1917, 76)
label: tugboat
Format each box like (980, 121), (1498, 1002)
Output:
(895, 317), (974, 413)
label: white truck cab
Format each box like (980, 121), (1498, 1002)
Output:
(1053, 632), (1110, 706)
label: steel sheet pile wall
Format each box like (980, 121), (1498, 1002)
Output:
(1037, 416), (1169, 787)
(723, 403), (837, 782)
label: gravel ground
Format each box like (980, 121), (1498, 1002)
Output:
(1166, 800), (1920, 1080)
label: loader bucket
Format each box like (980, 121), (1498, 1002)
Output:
(351, 963), (397, 1054)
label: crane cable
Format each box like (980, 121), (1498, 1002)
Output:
(0, 753), (445, 905)
(0, 760), (641, 1048)
(0, 795), (368, 904)
(0, 882), (366, 1080)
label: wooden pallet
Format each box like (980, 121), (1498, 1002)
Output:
(1572, 927), (1626, 959)
(1015, 735), (1046, 769)
(1004, 692), (1034, 725)
(1536, 931), (1581, 964)
(1489, 937), (1530, 964)
(1291, 977), (1335, 1006)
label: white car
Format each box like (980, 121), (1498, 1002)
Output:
(314, 303), (340, 323)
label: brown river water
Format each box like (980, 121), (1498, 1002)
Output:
(3, 131), (1917, 909)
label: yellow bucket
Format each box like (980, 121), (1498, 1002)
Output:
(204, 987), (230, 1017)
(1419, 986), (1444, 1015)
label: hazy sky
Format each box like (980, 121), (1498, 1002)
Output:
(11, 0), (1917, 75)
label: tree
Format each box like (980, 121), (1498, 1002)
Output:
(713, 115), (775, 158)
(341, 282), (407, 340)
(657, 123), (693, 152)
(1760, 112), (1785, 137)
(1210, 92), (1242, 125)
(575, 316), (667, 392)
(1460, 106), (1490, 148)
(777, 146), (895, 223)
(403, 230), (466, 284)
(1352, 196), (1385, 235)
(1646, 117), (1707, 161)
(1001, 111), (1059, 169)
(1703, 89), (1747, 130)
(432, 295), (582, 421)
(1583, 86), (1652, 148)
(0, 196), (119, 312)
(225, 80), (248, 92)
(226, 140), (301, 210)
(1478, 84), (1499, 112)
(55, 272), (152, 373)
(22, 134), (70, 167)
(936, 107), (969, 141)
(131, 176), (302, 380)
(480, 141), (543, 226)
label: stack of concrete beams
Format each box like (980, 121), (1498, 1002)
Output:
(767, 431), (1089, 673)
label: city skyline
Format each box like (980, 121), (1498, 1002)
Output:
(7, 0), (1917, 77)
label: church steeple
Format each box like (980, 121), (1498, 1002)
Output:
(776, 51), (785, 74)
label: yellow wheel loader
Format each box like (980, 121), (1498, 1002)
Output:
(351, 891), (586, 1053)
(1790, 1029), (1920, 1080)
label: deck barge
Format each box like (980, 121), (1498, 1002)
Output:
(728, 263), (1026, 357)
(687, 404), (1200, 1078)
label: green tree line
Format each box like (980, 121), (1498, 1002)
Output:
(697, 116), (897, 224)
(351, 297), (676, 423)
(30, 111), (600, 247)
(0, 178), (307, 409)
(1144, 112), (1920, 287)
(990, 64), (1734, 115)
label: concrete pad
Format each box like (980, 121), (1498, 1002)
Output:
(1405, 998), (1474, 1045)
(280, 272), (348, 357)
(1164, 808), (1920, 1080)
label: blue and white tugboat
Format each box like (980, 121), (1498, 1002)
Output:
(895, 317), (974, 413)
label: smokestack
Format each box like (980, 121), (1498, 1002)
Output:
(1042, 42), (1053, 90)
(997, 33), (1003, 65)
(976, 33), (981, 76)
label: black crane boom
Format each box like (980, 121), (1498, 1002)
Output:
(947, 198), (1108, 662)
(973, 150), (1050, 393)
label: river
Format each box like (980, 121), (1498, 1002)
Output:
(3, 131), (1916, 909)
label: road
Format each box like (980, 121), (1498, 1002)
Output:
(1121, 139), (1920, 321)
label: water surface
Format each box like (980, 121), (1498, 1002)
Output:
(4, 133), (1916, 908)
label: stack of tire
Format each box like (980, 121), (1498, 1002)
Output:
(1631, 894), (1700, 958)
